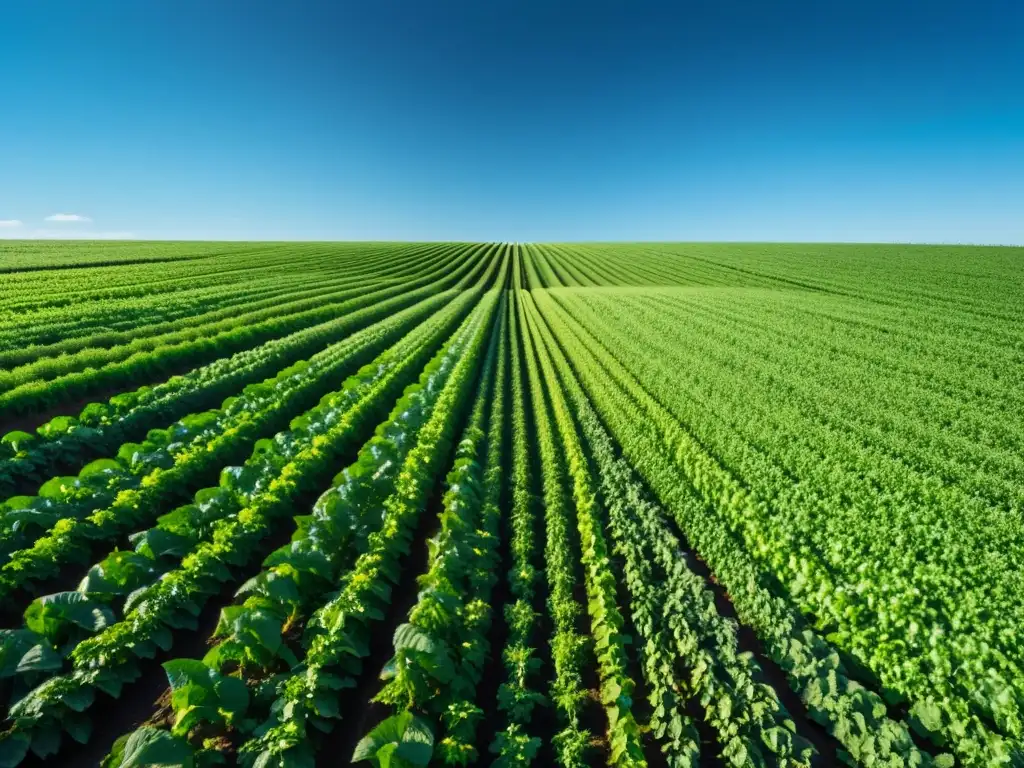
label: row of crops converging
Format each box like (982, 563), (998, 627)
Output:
(1, 241), (1023, 767)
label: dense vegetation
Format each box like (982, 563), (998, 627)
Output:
(0, 240), (1021, 768)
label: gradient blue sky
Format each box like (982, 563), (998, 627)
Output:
(1, 1), (1022, 242)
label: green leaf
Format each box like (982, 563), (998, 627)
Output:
(393, 741), (433, 766)
(14, 642), (63, 674)
(64, 712), (93, 744)
(38, 476), (80, 500)
(313, 693), (339, 718)
(152, 626), (174, 652)
(352, 712), (434, 767)
(124, 584), (157, 615)
(909, 699), (944, 734)
(118, 727), (194, 768)
(80, 458), (122, 477)
(0, 732), (31, 768)
(81, 550), (163, 595)
(1, 430), (35, 451)
(24, 591), (115, 642)
(237, 609), (284, 656)
(193, 487), (223, 508)
(29, 723), (61, 759)
(79, 402), (110, 426)
(37, 416), (78, 439)
(215, 676), (249, 716)
(116, 442), (145, 463)
(63, 685), (96, 712)
(95, 674), (124, 699)
(136, 528), (193, 559)
(717, 693), (733, 722)
(392, 624), (454, 684)
(1, 630), (62, 678)
(163, 659), (212, 691)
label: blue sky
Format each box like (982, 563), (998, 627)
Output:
(1, 1), (1022, 242)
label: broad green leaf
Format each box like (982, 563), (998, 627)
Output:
(0, 732), (30, 768)
(37, 476), (79, 500)
(352, 712), (434, 767)
(80, 458), (122, 477)
(163, 658), (212, 691)
(215, 676), (250, 716)
(118, 727), (194, 768)
(14, 642), (62, 674)
(24, 591), (115, 640)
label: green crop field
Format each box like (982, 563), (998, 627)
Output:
(0, 241), (1021, 768)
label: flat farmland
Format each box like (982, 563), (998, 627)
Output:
(0, 241), (1021, 768)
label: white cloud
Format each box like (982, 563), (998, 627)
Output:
(44, 213), (92, 222)
(0, 219), (22, 228)
(0, 228), (133, 240)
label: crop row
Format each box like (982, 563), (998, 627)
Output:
(0, 257), (506, 765)
(536, 282), (1021, 766)
(0, 241), (1017, 768)
(0, 241), (441, 365)
(0, 243), (494, 495)
(528, 286), (952, 767)
(0, 281), (474, 604)
(526, 289), (822, 767)
(101, 274), (506, 768)
(0, 244), (488, 422)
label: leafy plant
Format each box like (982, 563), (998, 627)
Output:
(352, 712), (434, 768)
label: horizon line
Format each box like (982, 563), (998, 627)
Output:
(1, 237), (1023, 247)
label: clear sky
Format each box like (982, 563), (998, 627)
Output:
(1, 1), (1022, 243)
